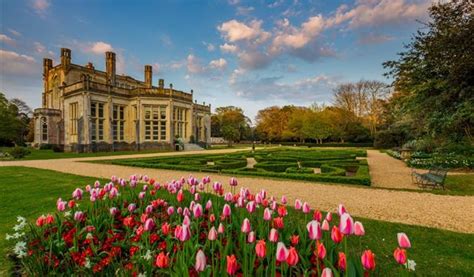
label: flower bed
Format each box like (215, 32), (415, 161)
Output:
(7, 175), (414, 275)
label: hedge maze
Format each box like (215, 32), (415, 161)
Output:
(109, 148), (371, 186)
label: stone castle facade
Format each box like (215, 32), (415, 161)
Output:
(33, 48), (211, 152)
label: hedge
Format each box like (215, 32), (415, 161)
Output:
(254, 162), (297, 172)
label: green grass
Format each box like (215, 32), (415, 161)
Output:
(1, 166), (473, 275)
(0, 147), (171, 160)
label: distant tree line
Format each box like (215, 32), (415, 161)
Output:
(0, 92), (33, 146)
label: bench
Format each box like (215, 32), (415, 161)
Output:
(412, 167), (448, 190)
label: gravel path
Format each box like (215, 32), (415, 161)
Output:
(2, 148), (473, 233)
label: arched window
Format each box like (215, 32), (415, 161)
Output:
(41, 117), (48, 142)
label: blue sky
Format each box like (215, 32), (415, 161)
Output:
(0, 0), (432, 121)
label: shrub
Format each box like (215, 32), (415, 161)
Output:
(285, 167), (314, 174)
(254, 162), (296, 172)
(8, 147), (30, 159)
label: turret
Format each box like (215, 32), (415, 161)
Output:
(158, 78), (164, 89)
(60, 48), (71, 71)
(105, 51), (116, 85)
(144, 65), (152, 88)
(42, 58), (53, 107)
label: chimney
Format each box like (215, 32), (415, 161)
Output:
(105, 51), (116, 85)
(43, 58), (52, 77)
(60, 48), (71, 70)
(158, 78), (164, 89)
(144, 65), (152, 88)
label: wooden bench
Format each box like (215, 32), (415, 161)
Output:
(412, 167), (448, 190)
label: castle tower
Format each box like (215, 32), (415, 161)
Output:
(105, 51), (116, 85)
(158, 78), (164, 89)
(144, 65), (152, 88)
(60, 48), (71, 71)
(42, 58), (53, 107)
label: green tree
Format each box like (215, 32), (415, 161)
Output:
(0, 92), (28, 146)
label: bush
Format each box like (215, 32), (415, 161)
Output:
(8, 147), (30, 159)
(254, 162), (296, 172)
(39, 144), (54, 150)
(285, 167), (314, 174)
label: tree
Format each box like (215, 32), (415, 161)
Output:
(301, 110), (332, 144)
(0, 92), (29, 146)
(211, 106), (251, 144)
(221, 125), (240, 146)
(255, 106), (298, 142)
(383, 0), (474, 144)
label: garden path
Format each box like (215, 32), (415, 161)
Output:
(2, 147), (473, 233)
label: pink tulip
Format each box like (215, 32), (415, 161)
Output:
(354, 221), (365, 236)
(306, 220), (322, 240)
(269, 228), (279, 242)
(190, 185), (196, 195)
(255, 193), (263, 204)
(56, 199), (66, 212)
(302, 202), (310, 214)
(208, 227), (218, 241)
(205, 200), (212, 210)
(194, 193), (201, 201)
(176, 224), (191, 241)
(361, 250), (376, 271)
(183, 208), (191, 217)
(270, 201), (277, 210)
(85, 185), (91, 192)
(109, 187), (118, 199)
(111, 175), (117, 183)
(326, 212), (332, 222)
(246, 201), (256, 213)
(295, 199), (302, 210)
(339, 213), (354, 235)
(183, 215), (191, 227)
(321, 219), (330, 231)
(218, 223), (225, 234)
(276, 242), (289, 262)
(145, 205), (153, 214)
(74, 211), (85, 222)
(263, 208), (272, 221)
(229, 177), (238, 187)
(167, 206), (175, 216)
(193, 203), (203, 218)
(222, 204), (231, 218)
(281, 195), (287, 204)
(321, 268), (333, 277)
(72, 188), (83, 200)
(248, 231), (256, 243)
(337, 204), (346, 216)
(224, 192), (233, 202)
(195, 249), (206, 272)
(109, 207), (119, 216)
(177, 207), (182, 214)
(393, 248), (407, 265)
(138, 192), (145, 199)
(397, 233), (411, 248)
(144, 218), (155, 231)
(241, 218), (251, 233)
(128, 203), (137, 213)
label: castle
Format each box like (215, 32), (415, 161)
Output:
(33, 48), (211, 152)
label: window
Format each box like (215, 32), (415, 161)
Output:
(41, 117), (48, 142)
(113, 105), (125, 141)
(69, 102), (78, 135)
(144, 105), (167, 141)
(91, 102), (105, 142)
(173, 107), (187, 138)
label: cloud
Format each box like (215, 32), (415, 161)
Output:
(187, 54), (206, 74)
(31, 0), (50, 17)
(160, 34), (173, 47)
(237, 51), (272, 70)
(228, 0), (240, 5)
(357, 33), (394, 44)
(268, 0), (284, 8)
(209, 58), (227, 70)
(0, 34), (15, 46)
(236, 6), (255, 16)
(220, 43), (238, 54)
(33, 41), (46, 53)
(8, 29), (22, 37)
(85, 41), (114, 54)
(218, 19), (270, 44)
(152, 63), (160, 74)
(203, 41), (215, 51)
(0, 49), (37, 76)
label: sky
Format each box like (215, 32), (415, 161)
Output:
(0, 0), (433, 122)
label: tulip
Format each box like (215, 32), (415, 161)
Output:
(326, 212), (332, 222)
(85, 185), (91, 192)
(177, 189), (184, 202)
(109, 207), (119, 216)
(218, 223), (225, 234)
(295, 199), (302, 210)
(183, 208), (191, 217)
(255, 240), (266, 258)
(271, 201), (277, 211)
(290, 235), (299, 246)
(321, 219), (329, 231)
(68, 200), (75, 208)
(194, 193), (201, 201)
(224, 192), (233, 202)
(209, 214), (216, 223)
(255, 193), (263, 204)
(302, 202), (310, 214)
(175, 224), (191, 241)
(74, 211), (85, 222)
(161, 222), (171, 235)
(155, 252), (170, 268)
(361, 250), (376, 271)
(269, 228), (279, 242)
(72, 188), (83, 200)
(263, 208), (272, 221)
(36, 215), (46, 227)
(321, 268), (333, 277)
(183, 215), (191, 226)
(354, 221), (365, 236)
(144, 218), (155, 231)
(393, 247), (407, 265)
(177, 207), (182, 214)
(281, 195), (287, 204)
(109, 187), (118, 199)
(246, 201), (256, 213)
(247, 231), (256, 243)
(195, 249), (206, 272)
(226, 254), (238, 275)
(339, 213), (354, 235)
(286, 247), (299, 266)
(338, 252), (346, 271)
(128, 203), (137, 213)
(222, 204), (231, 218)
(193, 203), (203, 218)
(313, 210), (322, 222)
(277, 205), (287, 217)
(337, 204), (346, 216)
(316, 241), (326, 259)
(145, 205), (153, 214)
(57, 200), (66, 212)
(229, 177), (238, 187)
(241, 218), (251, 233)
(45, 214), (54, 224)
(397, 233), (411, 248)
(205, 200), (212, 210)
(167, 206), (175, 216)
(276, 242), (289, 262)
(306, 220), (322, 240)
(208, 226), (217, 241)
(331, 225), (343, 244)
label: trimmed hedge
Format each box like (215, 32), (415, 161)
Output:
(254, 162), (297, 172)
(285, 167), (314, 174)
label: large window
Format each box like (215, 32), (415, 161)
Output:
(91, 102), (105, 142)
(173, 107), (187, 138)
(69, 102), (78, 135)
(144, 105), (167, 141)
(41, 117), (48, 142)
(113, 105), (125, 141)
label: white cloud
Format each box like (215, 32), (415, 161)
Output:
(220, 43), (238, 54)
(209, 58), (227, 70)
(218, 19), (270, 44)
(0, 34), (15, 46)
(236, 6), (255, 16)
(187, 54), (206, 74)
(86, 41), (114, 54)
(152, 63), (160, 74)
(31, 0), (50, 17)
(228, 0), (240, 5)
(33, 42), (46, 53)
(8, 29), (22, 37)
(203, 42), (215, 51)
(0, 49), (37, 76)
(237, 51), (272, 70)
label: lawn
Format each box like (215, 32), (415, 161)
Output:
(0, 147), (172, 160)
(1, 166), (473, 275)
(102, 148), (371, 186)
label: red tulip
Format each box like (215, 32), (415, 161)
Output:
(338, 252), (346, 271)
(161, 222), (171, 235)
(331, 226), (343, 244)
(226, 255), (238, 275)
(290, 235), (299, 246)
(155, 252), (170, 268)
(313, 210), (322, 221)
(45, 214), (55, 224)
(276, 242), (289, 262)
(269, 228), (279, 242)
(361, 250), (376, 271)
(286, 247), (299, 266)
(255, 240), (266, 258)
(397, 233), (411, 249)
(339, 213), (354, 235)
(36, 215), (46, 227)
(273, 217), (284, 229)
(393, 248), (407, 265)
(316, 241), (326, 259)
(177, 189), (184, 202)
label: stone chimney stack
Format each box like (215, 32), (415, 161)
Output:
(60, 48), (71, 70)
(144, 65), (152, 88)
(158, 79), (164, 89)
(42, 58), (53, 107)
(105, 51), (116, 85)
